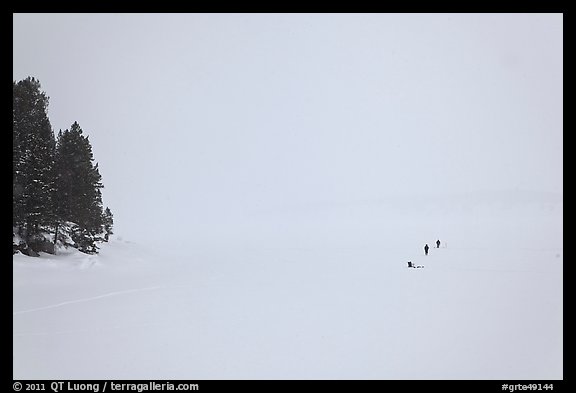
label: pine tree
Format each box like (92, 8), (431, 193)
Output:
(54, 122), (104, 253)
(102, 207), (114, 241)
(13, 77), (56, 243)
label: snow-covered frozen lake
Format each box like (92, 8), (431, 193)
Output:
(13, 194), (563, 379)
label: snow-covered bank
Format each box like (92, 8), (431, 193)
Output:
(13, 196), (562, 379)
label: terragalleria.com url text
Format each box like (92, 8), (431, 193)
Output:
(13, 382), (199, 393)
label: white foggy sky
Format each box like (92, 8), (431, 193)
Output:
(13, 13), (563, 243)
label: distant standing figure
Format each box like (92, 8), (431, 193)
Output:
(436, 239), (441, 248)
(424, 243), (429, 255)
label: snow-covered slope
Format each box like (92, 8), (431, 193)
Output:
(13, 194), (563, 379)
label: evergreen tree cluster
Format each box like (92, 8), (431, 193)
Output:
(13, 77), (113, 256)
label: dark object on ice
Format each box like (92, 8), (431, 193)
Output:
(436, 239), (441, 248)
(29, 239), (55, 255)
(407, 261), (424, 268)
(20, 246), (39, 257)
(424, 243), (429, 255)
(407, 261), (413, 268)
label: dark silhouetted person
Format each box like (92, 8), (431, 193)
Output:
(424, 244), (429, 255)
(436, 239), (441, 248)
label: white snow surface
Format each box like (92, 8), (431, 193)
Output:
(13, 194), (563, 379)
